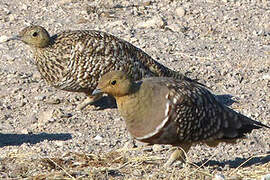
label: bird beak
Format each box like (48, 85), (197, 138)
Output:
(6, 35), (22, 42)
(92, 88), (103, 96)
(0, 35), (21, 44)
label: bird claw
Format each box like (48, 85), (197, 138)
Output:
(76, 99), (92, 110)
(163, 144), (191, 167)
(164, 148), (186, 167)
(76, 94), (103, 110)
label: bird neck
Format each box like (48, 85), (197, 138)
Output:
(115, 82), (141, 117)
(116, 92), (140, 123)
(115, 81), (148, 128)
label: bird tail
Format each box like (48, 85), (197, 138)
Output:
(222, 107), (270, 140)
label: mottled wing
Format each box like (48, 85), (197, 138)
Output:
(151, 77), (268, 144)
(52, 30), (156, 93)
(49, 30), (198, 93)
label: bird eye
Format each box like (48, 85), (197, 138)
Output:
(32, 32), (38, 37)
(111, 80), (117, 85)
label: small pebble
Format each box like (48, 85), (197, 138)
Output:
(166, 23), (182, 32)
(262, 174), (270, 180)
(34, 95), (46, 101)
(0, 35), (9, 43)
(136, 16), (165, 28)
(46, 98), (61, 104)
(38, 110), (54, 124)
(93, 135), (103, 141)
(175, 7), (186, 17)
(21, 129), (31, 134)
(152, 144), (163, 152)
(213, 174), (226, 180)
(54, 141), (65, 147)
(262, 74), (270, 80)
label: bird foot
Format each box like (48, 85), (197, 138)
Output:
(164, 148), (186, 167)
(163, 144), (191, 167)
(76, 94), (103, 110)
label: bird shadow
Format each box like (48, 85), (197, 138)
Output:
(196, 152), (270, 169)
(0, 132), (72, 147)
(92, 95), (117, 110)
(92, 94), (237, 110)
(215, 94), (237, 106)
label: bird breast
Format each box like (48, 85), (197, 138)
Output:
(116, 82), (179, 144)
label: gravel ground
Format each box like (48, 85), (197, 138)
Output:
(0, 0), (269, 179)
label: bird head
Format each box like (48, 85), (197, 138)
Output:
(93, 71), (134, 97)
(7, 25), (51, 48)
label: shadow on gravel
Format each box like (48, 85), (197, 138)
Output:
(92, 94), (237, 110)
(197, 153), (270, 168)
(92, 95), (117, 110)
(215, 94), (237, 106)
(0, 132), (72, 147)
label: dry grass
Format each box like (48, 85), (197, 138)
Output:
(0, 147), (269, 180)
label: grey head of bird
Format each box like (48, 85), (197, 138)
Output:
(93, 71), (134, 97)
(7, 25), (51, 48)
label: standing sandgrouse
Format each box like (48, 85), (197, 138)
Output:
(6, 25), (198, 110)
(93, 71), (270, 166)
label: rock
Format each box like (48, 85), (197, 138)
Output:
(34, 95), (46, 101)
(93, 135), (103, 141)
(45, 97), (61, 105)
(0, 35), (9, 43)
(264, 23), (270, 34)
(9, 14), (16, 22)
(21, 129), (29, 134)
(262, 174), (270, 180)
(213, 174), (226, 180)
(32, 71), (42, 81)
(21, 4), (28, 11)
(152, 144), (163, 152)
(56, 0), (73, 5)
(175, 7), (186, 17)
(55, 141), (65, 147)
(262, 74), (270, 80)
(166, 23), (182, 32)
(38, 109), (54, 124)
(136, 16), (165, 28)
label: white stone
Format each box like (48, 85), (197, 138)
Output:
(93, 135), (103, 141)
(136, 16), (165, 28)
(175, 7), (186, 17)
(9, 14), (16, 21)
(56, 0), (73, 5)
(0, 35), (9, 43)
(38, 109), (54, 124)
(262, 74), (270, 80)
(152, 144), (163, 152)
(55, 141), (65, 147)
(166, 23), (181, 32)
(21, 129), (29, 134)
(21, 4), (28, 11)
(34, 95), (46, 101)
(262, 174), (270, 180)
(213, 174), (226, 180)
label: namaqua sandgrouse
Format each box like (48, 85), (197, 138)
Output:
(6, 25), (199, 110)
(93, 71), (270, 166)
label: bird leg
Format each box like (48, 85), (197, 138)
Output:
(76, 93), (103, 110)
(164, 143), (192, 167)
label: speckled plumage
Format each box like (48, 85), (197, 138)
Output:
(11, 25), (198, 109)
(94, 71), (270, 166)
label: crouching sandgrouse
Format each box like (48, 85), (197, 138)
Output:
(93, 71), (270, 166)
(6, 25), (200, 110)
